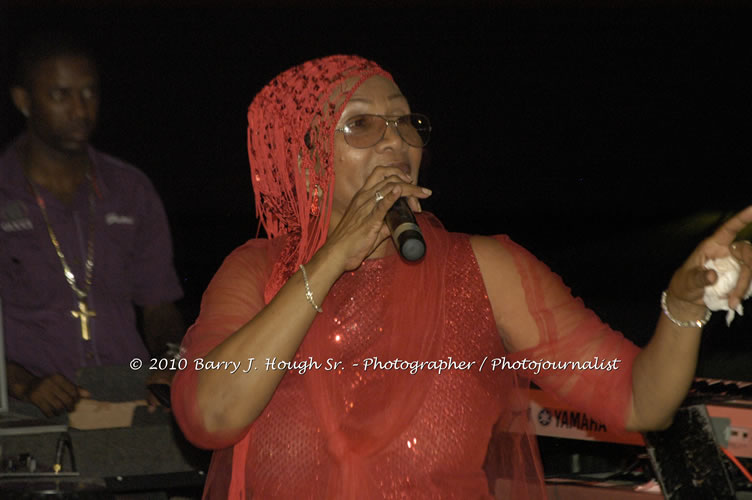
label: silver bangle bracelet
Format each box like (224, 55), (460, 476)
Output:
(661, 290), (711, 328)
(300, 264), (323, 313)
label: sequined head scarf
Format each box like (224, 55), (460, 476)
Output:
(247, 55), (391, 302)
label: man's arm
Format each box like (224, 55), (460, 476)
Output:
(142, 302), (185, 357)
(141, 302), (185, 409)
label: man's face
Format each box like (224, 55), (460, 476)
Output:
(21, 55), (100, 154)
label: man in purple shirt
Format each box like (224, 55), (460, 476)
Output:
(1, 33), (184, 417)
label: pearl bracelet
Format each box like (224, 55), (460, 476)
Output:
(661, 290), (711, 328)
(300, 264), (323, 313)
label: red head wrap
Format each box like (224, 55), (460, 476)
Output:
(247, 55), (391, 302)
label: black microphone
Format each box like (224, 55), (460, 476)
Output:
(385, 197), (425, 261)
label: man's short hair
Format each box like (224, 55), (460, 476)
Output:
(12, 31), (97, 89)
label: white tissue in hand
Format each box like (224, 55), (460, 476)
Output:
(703, 256), (752, 326)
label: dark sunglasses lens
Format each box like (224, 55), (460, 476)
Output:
(398, 114), (431, 147)
(344, 116), (384, 148)
(344, 114), (431, 148)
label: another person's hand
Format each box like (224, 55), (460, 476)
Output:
(24, 373), (90, 417)
(666, 205), (752, 318)
(146, 369), (174, 413)
(324, 165), (431, 271)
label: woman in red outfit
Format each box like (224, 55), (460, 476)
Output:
(172, 55), (752, 499)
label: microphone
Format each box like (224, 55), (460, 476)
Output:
(385, 197), (426, 261)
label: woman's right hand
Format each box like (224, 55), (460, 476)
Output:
(323, 166), (432, 271)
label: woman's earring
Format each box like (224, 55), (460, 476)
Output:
(310, 184), (321, 216)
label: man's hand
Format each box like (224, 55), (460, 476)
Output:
(25, 373), (90, 417)
(145, 369), (174, 412)
(7, 361), (89, 417)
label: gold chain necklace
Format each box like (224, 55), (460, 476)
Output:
(28, 172), (97, 341)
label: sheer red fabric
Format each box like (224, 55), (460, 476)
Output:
(172, 215), (641, 499)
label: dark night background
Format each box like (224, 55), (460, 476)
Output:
(2, 5), (751, 379)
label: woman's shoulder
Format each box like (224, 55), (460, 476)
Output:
(416, 212), (524, 266)
(468, 234), (557, 295)
(469, 234), (514, 254)
(228, 235), (287, 257)
(225, 238), (270, 261)
(219, 236), (287, 276)
(468, 234), (518, 275)
(204, 237), (284, 298)
(232, 237), (274, 253)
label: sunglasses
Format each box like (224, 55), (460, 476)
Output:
(335, 113), (431, 149)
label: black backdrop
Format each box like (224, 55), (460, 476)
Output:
(2, 6), (751, 375)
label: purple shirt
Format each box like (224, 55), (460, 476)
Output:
(0, 139), (183, 381)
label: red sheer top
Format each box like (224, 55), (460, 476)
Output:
(171, 214), (641, 499)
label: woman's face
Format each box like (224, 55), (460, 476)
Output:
(330, 75), (422, 220)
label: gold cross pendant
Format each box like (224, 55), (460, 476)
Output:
(71, 300), (96, 341)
